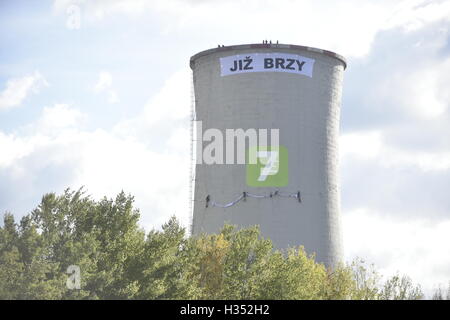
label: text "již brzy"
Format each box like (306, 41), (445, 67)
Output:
(220, 52), (315, 77)
(230, 56), (305, 72)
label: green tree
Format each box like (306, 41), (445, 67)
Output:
(432, 283), (450, 300)
(379, 274), (423, 300)
(0, 188), (429, 300)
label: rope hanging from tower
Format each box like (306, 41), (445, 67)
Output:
(205, 190), (302, 208)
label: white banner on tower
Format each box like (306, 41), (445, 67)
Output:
(220, 52), (315, 77)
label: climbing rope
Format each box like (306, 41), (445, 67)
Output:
(205, 190), (301, 208)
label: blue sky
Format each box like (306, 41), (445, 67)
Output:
(1, 0), (450, 295)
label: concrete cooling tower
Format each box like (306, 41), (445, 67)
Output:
(189, 43), (346, 267)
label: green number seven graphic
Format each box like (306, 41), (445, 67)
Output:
(246, 146), (288, 187)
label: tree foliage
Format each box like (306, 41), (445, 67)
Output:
(0, 189), (427, 300)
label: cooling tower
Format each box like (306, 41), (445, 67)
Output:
(190, 43), (346, 267)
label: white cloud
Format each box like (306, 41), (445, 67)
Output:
(340, 131), (383, 160)
(52, 0), (450, 58)
(0, 70), (191, 230)
(343, 207), (450, 296)
(0, 123), (191, 231)
(38, 104), (86, 132)
(375, 56), (450, 119)
(340, 131), (450, 172)
(0, 72), (48, 111)
(73, 129), (190, 230)
(107, 91), (119, 104)
(0, 104), (85, 168)
(140, 69), (191, 125)
(113, 69), (191, 136)
(94, 71), (119, 104)
(0, 132), (34, 168)
(53, 0), (154, 19)
(384, 0), (450, 32)
(94, 71), (112, 92)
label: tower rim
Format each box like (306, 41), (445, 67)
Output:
(190, 43), (347, 70)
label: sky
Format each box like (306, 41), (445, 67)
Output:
(0, 0), (449, 296)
